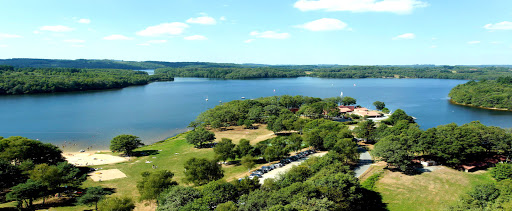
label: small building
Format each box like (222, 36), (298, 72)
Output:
(339, 106), (355, 113)
(353, 107), (383, 117)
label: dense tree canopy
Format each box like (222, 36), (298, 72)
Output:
(137, 170), (178, 201)
(0, 65), (173, 95)
(186, 127), (215, 148)
(0, 136), (64, 165)
(449, 77), (512, 110)
(184, 158), (224, 186)
(373, 120), (512, 169)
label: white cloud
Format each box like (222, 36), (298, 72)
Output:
(64, 39), (85, 43)
(484, 21), (512, 30)
(490, 41), (503, 44)
(78, 19), (91, 24)
(0, 44), (7, 48)
(137, 22), (188, 37)
(103, 34), (133, 40)
(295, 18), (349, 31)
(184, 35), (208, 40)
(137, 43), (150, 46)
(430, 45), (437, 48)
(186, 15), (217, 25)
(39, 25), (74, 32)
(392, 33), (415, 40)
(0, 33), (21, 39)
(220, 16), (227, 21)
(71, 44), (85, 48)
(244, 39), (255, 43)
(468, 41), (481, 44)
(250, 31), (290, 39)
(294, 0), (428, 14)
(33, 30), (40, 34)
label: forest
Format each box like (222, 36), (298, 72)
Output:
(449, 76), (512, 110)
(0, 65), (173, 95)
(2, 59), (512, 80)
(156, 65), (512, 80)
(155, 67), (306, 79)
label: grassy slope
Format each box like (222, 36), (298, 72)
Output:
(26, 127), (271, 210)
(376, 167), (494, 211)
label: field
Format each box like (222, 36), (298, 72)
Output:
(375, 167), (494, 211)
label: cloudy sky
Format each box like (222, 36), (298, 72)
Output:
(0, 0), (511, 65)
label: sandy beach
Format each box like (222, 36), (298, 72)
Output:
(63, 151), (129, 166)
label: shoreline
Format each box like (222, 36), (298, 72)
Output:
(449, 99), (512, 112)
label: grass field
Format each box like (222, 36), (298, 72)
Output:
(213, 124), (276, 144)
(1, 126), (275, 211)
(376, 167), (494, 211)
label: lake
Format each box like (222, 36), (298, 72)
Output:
(1, 77), (511, 151)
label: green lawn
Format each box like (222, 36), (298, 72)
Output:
(81, 133), (250, 199)
(376, 167), (494, 211)
(1, 133), (258, 211)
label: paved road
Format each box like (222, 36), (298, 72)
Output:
(354, 147), (373, 178)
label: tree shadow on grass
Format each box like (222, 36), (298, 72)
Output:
(131, 150), (159, 157)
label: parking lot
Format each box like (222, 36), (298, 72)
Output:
(239, 149), (327, 184)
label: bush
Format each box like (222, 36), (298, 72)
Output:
(98, 196), (135, 211)
(361, 171), (383, 191)
(490, 163), (512, 181)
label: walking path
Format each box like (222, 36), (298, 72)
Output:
(354, 147), (373, 178)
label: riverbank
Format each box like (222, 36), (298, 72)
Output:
(449, 99), (512, 112)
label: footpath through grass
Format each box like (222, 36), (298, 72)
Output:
(376, 167), (494, 211)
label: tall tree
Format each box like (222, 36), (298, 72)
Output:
(186, 127), (215, 148)
(214, 138), (236, 163)
(341, 97), (357, 106)
(137, 170), (178, 201)
(373, 101), (386, 110)
(234, 139), (253, 158)
(184, 158), (224, 185)
(354, 120), (377, 143)
(109, 135), (144, 156)
(6, 179), (46, 209)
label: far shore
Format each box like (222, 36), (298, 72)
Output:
(449, 99), (512, 112)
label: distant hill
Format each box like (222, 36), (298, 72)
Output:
(0, 58), (249, 70)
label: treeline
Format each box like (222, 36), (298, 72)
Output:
(3, 59), (512, 80)
(356, 110), (512, 171)
(0, 65), (173, 95)
(310, 66), (512, 80)
(155, 67), (306, 79)
(449, 77), (512, 110)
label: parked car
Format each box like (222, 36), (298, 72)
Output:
(253, 170), (264, 175)
(250, 173), (262, 178)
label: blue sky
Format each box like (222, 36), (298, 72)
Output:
(0, 0), (511, 65)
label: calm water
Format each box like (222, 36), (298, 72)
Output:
(1, 77), (511, 150)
